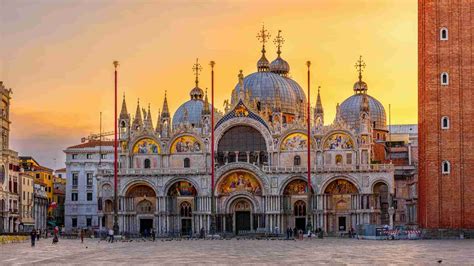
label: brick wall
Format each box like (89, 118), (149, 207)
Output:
(418, 0), (474, 229)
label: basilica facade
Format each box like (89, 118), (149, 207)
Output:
(96, 29), (394, 236)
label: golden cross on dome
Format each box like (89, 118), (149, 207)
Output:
(355, 55), (366, 81)
(256, 23), (271, 46)
(273, 30), (285, 56)
(192, 58), (202, 87)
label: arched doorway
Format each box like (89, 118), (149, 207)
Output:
(373, 182), (389, 225)
(324, 179), (358, 234)
(218, 170), (263, 234)
(217, 125), (267, 166)
(125, 184), (156, 234)
(231, 198), (253, 235)
(167, 181), (197, 235)
(283, 179), (310, 230)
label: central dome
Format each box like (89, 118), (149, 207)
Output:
(231, 71), (306, 115)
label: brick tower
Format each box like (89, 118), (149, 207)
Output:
(418, 0), (474, 230)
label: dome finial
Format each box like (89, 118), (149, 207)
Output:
(273, 30), (285, 57)
(256, 23), (271, 72)
(192, 58), (202, 87)
(353, 55), (368, 93)
(355, 55), (366, 83)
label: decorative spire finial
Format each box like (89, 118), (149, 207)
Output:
(355, 55), (366, 82)
(210, 60), (215, 69)
(193, 58), (202, 87)
(273, 30), (285, 57)
(257, 23), (271, 55)
(113, 61), (119, 69)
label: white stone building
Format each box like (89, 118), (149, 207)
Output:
(96, 29), (394, 236)
(64, 140), (114, 230)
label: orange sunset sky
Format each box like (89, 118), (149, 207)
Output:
(0, 0), (417, 168)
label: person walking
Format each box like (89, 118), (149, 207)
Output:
(80, 229), (84, 243)
(108, 228), (114, 243)
(37, 229), (41, 241)
(30, 228), (37, 247)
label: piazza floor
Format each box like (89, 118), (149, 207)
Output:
(1, 238), (473, 264)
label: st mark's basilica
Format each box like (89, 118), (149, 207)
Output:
(97, 27), (394, 236)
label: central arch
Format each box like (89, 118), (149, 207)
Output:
(125, 184), (157, 234)
(166, 180), (197, 236)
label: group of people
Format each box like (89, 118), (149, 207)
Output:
(30, 226), (60, 247)
(285, 227), (325, 240)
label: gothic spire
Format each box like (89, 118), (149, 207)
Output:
(144, 104), (154, 131)
(132, 99), (143, 130)
(315, 86), (324, 114)
(120, 93), (130, 120)
(161, 91), (170, 118)
(155, 108), (161, 133)
(202, 88), (210, 115)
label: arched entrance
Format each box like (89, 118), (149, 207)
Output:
(217, 125), (268, 166)
(167, 181), (197, 236)
(373, 182), (389, 225)
(324, 179), (358, 234)
(218, 170), (263, 234)
(282, 179), (310, 230)
(230, 198), (253, 235)
(125, 184), (156, 234)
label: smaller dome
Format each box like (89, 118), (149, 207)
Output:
(190, 86), (204, 100)
(353, 80), (368, 93)
(270, 57), (290, 75)
(257, 55), (269, 72)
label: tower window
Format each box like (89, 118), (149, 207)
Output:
(144, 159), (151, 169)
(441, 72), (449, 85)
(293, 155), (301, 166)
(440, 27), (448, 40)
(441, 160), (450, 174)
(441, 116), (450, 129)
(184, 158), (190, 168)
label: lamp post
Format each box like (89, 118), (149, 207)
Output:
(113, 60), (119, 235)
(306, 61), (313, 232)
(209, 60), (216, 236)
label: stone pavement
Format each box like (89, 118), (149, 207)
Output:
(1, 238), (474, 264)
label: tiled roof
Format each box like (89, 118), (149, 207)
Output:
(55, 168), (66, 172)
(67, 140), (115, 149)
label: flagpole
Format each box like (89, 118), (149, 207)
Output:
(210, 60), (216, 236)
(306, 61), (312, 232)
(113, 61), (119, 235)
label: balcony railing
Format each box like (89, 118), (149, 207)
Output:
(97, 163), (393, 176)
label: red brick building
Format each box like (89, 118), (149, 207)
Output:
(418, 0), (474, 230)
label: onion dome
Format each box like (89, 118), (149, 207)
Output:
(269, 57), (290, 75)
(257, 55), (270, 71)
(353, 80), (368, 93)
(269, 30), (290, 76)
(190, 86), (204, 100)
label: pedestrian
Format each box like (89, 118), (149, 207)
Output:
(30, 228), (37, 247)
(151, 228), (156, 241)
(108, 228), (114, 243)
(37, 229), (41, 241)
(80, 229), (84, 243)
(200, 227), (205, 239)
(293, 227), (297, 239)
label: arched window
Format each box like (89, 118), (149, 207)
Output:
(180, 201), (192, 217)
(294, 200), (306, 216)
(441, 72), (449, 85)
(335, 154), (343, 165)
(144, 159), (151, 169)
(440, 27), (448, 40)
(441, 116), (450, 129)
(184, 158), (190, 168)
(137, 200), (153, 214)
(293, 155), (301, 166)
(442, 160), (451, 174)
(0, 165), (4, 184)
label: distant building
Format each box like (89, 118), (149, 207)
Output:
(53, 171), (66, 227)
(64, 140), (114, 231)
(386, 124), (418, 227)
(33, 183), (48, 231)
(0, 81), (20, 233)
(19, 171), (34, 232)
